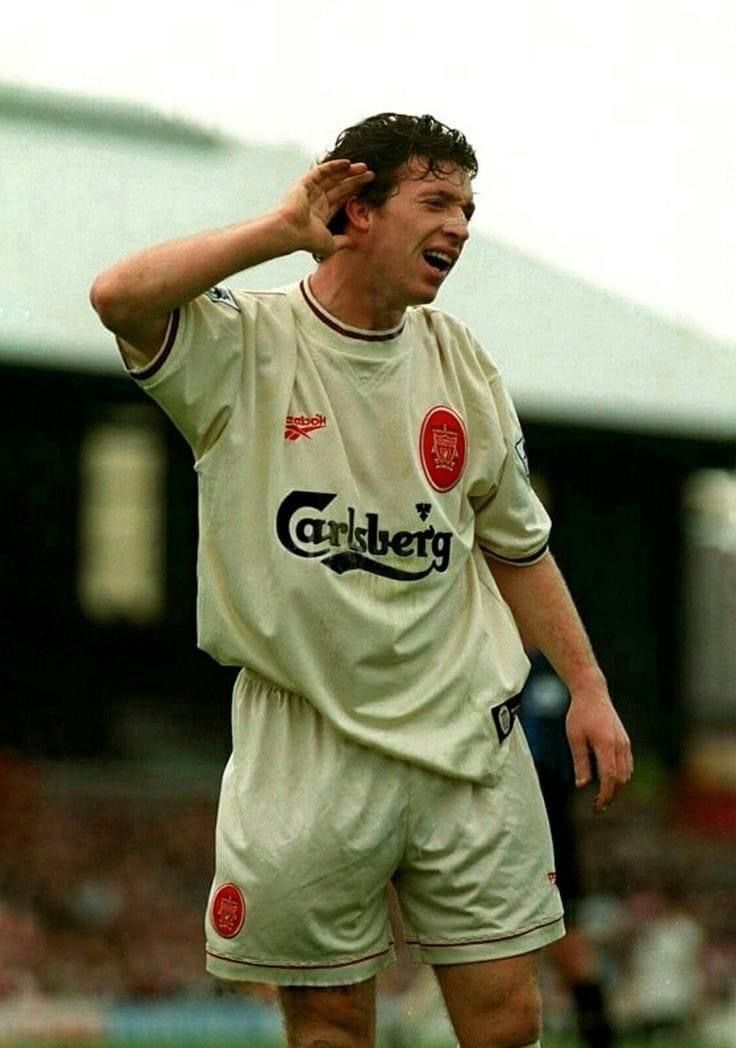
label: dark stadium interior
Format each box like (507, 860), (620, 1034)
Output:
(3, 362), (733, 767)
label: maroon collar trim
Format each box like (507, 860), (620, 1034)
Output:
(299, 280), (405, 343)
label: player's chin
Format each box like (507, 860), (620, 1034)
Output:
(407, 283), (441, 306)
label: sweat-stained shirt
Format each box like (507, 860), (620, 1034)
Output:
(127, 277), (551, 785)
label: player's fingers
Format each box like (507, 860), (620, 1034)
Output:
(310, 160), (370, 189)
(329, 168), (375, 196)
(311, 158), (353, 176)
(299, 160), (353, 200)
(616, 730), (634, 783)
(569, 735), (592, 790)
(324, 173), (375, 214)
(594, 737), (630, 811)
(593, 761), (617, 812)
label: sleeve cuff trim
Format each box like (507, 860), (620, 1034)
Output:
(480, 542), (550, 566)
(130, 309), (180, 382)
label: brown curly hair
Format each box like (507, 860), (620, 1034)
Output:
(319, 112), (478, 234)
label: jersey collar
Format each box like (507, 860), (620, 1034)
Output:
(300, 278), (406, 343)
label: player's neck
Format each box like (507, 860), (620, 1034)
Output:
(309, 261), (405, 333)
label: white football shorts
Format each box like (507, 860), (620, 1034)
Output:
(205, 670), (564, 986)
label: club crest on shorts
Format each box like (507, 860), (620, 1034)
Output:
(419, 405), (467, 492)
(211, 883), (246, 938)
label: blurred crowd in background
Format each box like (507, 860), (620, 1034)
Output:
(0, 752), (213, 1002)
(1, 747), (735, 1044)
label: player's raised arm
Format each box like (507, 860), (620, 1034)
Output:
(89, 160), (374, 363)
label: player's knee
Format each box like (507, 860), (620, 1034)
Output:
(467, 984), (541, 1048)
(499, 983), (542, 1047)
(278, 984), (374, 1047)
(438, 954), (542, 1048)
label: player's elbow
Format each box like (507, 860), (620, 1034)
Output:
(89, 270), (135, 335)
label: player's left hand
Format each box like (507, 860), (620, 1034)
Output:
(565, 687), (633, 812)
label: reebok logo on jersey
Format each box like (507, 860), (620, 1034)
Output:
(276, 490), (452, 580)
(284, 414), (328, 441)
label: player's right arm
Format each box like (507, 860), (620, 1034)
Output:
(89, 160), (374, 365)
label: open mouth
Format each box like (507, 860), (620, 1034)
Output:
(423, 250), (454, 275)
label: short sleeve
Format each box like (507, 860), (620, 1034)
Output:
(128, 287), (246, 460)
(473, 374), (551, 564)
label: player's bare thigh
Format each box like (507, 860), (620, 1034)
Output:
(434, 950), (542, 1048)
(278, 978), (376, 1047)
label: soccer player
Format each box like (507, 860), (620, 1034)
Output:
(90, 113), (632, 1048)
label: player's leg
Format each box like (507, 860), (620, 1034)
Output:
(204, 673), (405, 1013)
(434, 952), (542, 1048)
(278, 979), (376, 1047)
(394, 723), (562, 1048)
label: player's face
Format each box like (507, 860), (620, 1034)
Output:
(365, 158), (475, 308)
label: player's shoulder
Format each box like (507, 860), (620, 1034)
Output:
(202, 284), (293, 315)
(409, 304), (501, 379)
(410, 301), (470, 336)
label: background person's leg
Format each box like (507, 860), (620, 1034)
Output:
(434, 951), (542, 1048)
(278, 978), (376, 1048)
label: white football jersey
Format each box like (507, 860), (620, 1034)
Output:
(129, 278), (551, 784)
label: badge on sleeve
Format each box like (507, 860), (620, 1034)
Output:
(205, 286), (241, 312)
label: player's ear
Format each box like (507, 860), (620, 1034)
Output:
(343, 194), (373, 234)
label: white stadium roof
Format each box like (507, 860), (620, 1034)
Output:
(2, 83), (735, 439)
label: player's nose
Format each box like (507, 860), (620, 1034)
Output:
(442, 211), (470, 243)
